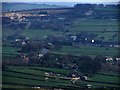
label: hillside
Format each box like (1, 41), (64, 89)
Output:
(2, 3), (64, 12)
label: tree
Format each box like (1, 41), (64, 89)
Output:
(78, 56), (101, 75)
(74, 4), (95, 12)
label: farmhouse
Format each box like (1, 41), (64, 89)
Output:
(44, 72), (55, 77)
(70, 35), (77, 41)
(106, 57), (113, 62)
(38, 53), (43, 58)
(67, 73), (88, 81)
(85, 11), (93, 16)
(115, 58), (120, 61)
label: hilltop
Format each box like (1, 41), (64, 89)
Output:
(2, 2), (65, 12)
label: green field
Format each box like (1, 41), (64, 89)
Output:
(21, 29), (63, 39)
(3, 29), (63, 39)
(2, 46), (20, 54)
(2, 43), (118, 58)
(3, 18), (119, 43)
(67, 18), (118, 42)
(69, 19), (118, 31)
(52, 45), (119, 57)
(3, 19), (118, 57)
(2, 66), (120, 89)
(2, 66), (79, 89)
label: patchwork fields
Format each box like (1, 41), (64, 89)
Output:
(2, 66), (120, 89)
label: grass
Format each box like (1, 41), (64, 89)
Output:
(2, 84), (29, 89)
(2, 66), (76, 89)
(76, 80), (119, 88)
(5, 66), (71, 76)
(21, 29), (63, 39)
(72, 19), (118, 26)
(3, 19), (119, 57)
(52, 45), (119, 57)
(95, 7), (118, 12)
(2, 45), (22, 58)
(2, 46), (21, 55)
(77, 69), (120, 88)
(2, 66), (120, 89)
(3, 18), (118, 43)
(91, 74), (119, 84)
(31, 67), (71, 75)
(3, 29), (63, 39)
(67, 18), (118, 42)
(3, 71), (69, 84)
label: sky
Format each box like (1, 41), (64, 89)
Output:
(1, 0), (120, 3)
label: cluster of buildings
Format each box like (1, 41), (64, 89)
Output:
(3, 11), (48, 19)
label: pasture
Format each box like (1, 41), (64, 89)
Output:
(3, 29), (63, 39)
(52, 45), (119, 57)
(67, 18), (118, 42)
(3, 18), (119, 42)
(2, 46), (21, 57)
(2, 66), (120, 89)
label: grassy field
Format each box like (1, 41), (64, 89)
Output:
(3, 18), (118, 42)
(2, 46), (20, 54)
(2, 66), (78, 89)
(91, 74), (119, 84)
(3, 29), (63, 39)
(52, 45), (119, 57)
(3, 17), (119, 57)
(69, 19), (118, 31)
(2, 46), (21, 57)
(21, 29), (63, 39)
(2, 66), (120, 89)
(3, 40), (119, 58)
(67, 18), (118, 42)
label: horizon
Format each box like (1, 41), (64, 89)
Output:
(2, 1), (119, 5)
(2, 0), (119, 3)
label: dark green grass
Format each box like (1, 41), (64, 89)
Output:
(2, 66), (120, 89)
(3, 29), (63, 39)
(2, 66), (81, 89)
(21, 29), (63, 39)
(5, 66), (71, 76)
(52, 45), (119, 57)
(2, 46), (20, 54)
(76, 80), (119, 88)
(90, 73), (120, 84)
(2, 46), (21, 57)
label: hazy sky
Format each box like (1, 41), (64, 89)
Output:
(2, 0), (120, 3)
